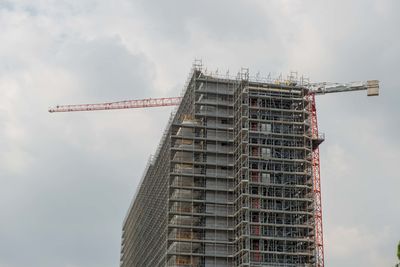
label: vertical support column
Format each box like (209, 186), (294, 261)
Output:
(233, 69), (250, 267)
(308, 93), (325, 267)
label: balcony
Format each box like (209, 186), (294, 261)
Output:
(167, 241), (202, 254)
(171, 189), (203, 201)
(169, 215), (201, 226)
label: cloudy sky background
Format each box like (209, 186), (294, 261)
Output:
(0, 0), (399, 266)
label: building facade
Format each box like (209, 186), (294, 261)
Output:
(120, 64), (316, 267)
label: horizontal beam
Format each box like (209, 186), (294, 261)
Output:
(310, 80), (379, 96)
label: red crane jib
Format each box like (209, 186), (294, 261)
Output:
(48, 97), (182, 113)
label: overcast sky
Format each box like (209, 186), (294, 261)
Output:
(0, 0), (399, 266)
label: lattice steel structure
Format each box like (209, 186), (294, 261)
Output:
(120, 64), (322, 267)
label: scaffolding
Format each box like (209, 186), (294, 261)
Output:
(233, 70), (315, 266)
(121, 63), (318, 267)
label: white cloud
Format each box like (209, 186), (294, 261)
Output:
(326, 225), (395, 266)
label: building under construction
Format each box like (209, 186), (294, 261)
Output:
(120, 63), (320, 267)
(46, 59), (378, 267)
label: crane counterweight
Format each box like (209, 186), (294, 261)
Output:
(367, 80), (380, 96)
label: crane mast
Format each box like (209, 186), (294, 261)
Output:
(308, 93), (324, 267)
(49, 78), (379, 267)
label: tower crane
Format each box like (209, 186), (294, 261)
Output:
(48, 80), (379, 113)
(49, 77), (379, 267)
